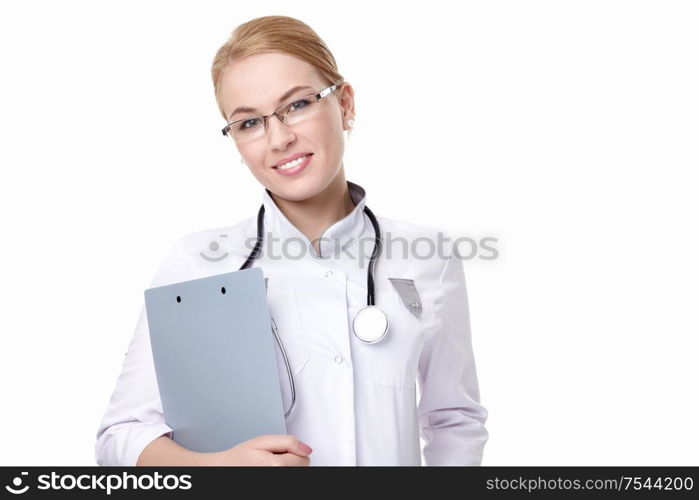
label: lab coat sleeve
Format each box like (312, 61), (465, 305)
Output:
(94, 237), (192, 466)
(417, 246), (489, 465)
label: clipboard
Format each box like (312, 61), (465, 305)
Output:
(143, 267), (286, 453)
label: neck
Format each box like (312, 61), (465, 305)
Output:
(270, 170), (356, 256)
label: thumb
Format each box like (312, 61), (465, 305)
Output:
(298, 440), (313, 455)
(255, 435), (313, 457)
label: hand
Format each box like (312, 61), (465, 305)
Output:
(210, 434), (313, 466)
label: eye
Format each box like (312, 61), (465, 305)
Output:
(238, 117), (262, 130)
(288, 98), (312, 113)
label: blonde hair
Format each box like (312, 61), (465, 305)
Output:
(211, 15), (345, 122)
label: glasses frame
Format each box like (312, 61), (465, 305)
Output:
(221, 83), (343, 140)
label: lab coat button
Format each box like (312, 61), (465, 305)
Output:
(325, 270), (334, 277)
(410, 301), (421, 310)
(334, 355), (343, 364)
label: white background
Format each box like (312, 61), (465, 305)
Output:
(1, 0), (697, 465)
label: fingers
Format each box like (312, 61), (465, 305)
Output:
(270, 452), (311, 467)
(251, 434), (313, 458)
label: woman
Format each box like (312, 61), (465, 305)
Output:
(95, 15), (488, 466)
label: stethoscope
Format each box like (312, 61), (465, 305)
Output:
(238, 203), (389, 417)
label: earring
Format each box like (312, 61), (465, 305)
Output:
(348, 119), (355, 128)
(240, 158), (245, 164)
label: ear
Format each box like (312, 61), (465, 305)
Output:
(338, 83), (356, 131)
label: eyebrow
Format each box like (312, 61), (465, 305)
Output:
(228, 85), (315, 121)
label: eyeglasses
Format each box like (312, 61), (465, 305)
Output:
(221, 84), (342, 144)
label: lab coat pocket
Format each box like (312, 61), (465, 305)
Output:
(362, 288), (434, 389)
(266, 288), (310, 377)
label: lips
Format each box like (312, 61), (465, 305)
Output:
(272, 152), (313, 169)
(274, 154), (312, 176)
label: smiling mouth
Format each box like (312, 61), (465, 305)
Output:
(273, 153), (313, 170)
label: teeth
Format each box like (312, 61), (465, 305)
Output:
(276, 155), (308, 170)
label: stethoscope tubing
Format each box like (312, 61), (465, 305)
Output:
(238, 203), (382, 417)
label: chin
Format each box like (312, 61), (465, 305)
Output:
(270, 174), (332, 203)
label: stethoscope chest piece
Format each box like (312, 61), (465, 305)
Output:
(352, 305), (389, 344)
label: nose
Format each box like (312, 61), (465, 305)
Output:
(267, 114), (296, 151)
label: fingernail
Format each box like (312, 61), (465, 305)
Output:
(299, 441), (313, 454)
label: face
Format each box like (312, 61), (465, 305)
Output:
(218, 52), (355, 202)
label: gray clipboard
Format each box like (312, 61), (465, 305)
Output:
(143, 267), (286, 453)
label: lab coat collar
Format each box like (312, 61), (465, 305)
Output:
(261, 180), (368, 259)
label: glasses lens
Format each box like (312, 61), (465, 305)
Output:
(228, 116), (265, 144)
(280, 95), (319, 125)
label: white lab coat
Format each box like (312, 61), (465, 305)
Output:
(95, 180), (489, 466)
